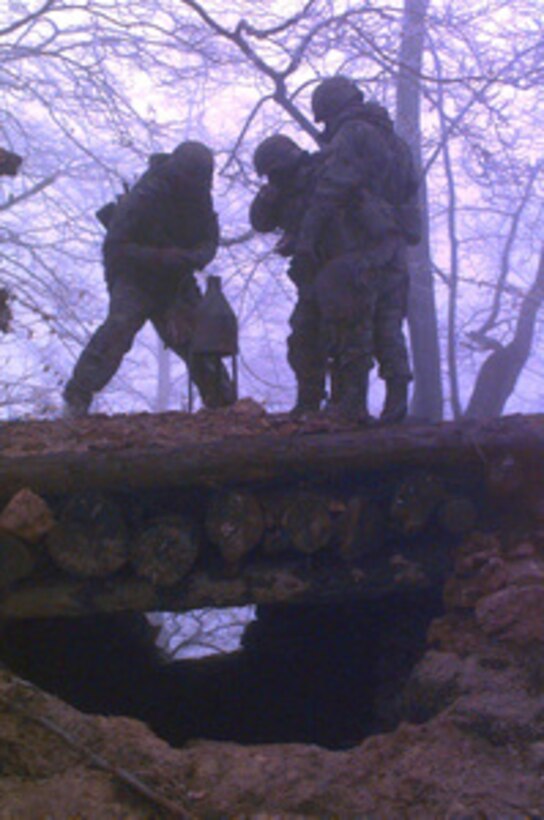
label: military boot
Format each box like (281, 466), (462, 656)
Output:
(62, 382), (91, 420)
(290, 380), (324, 417)
(337, 367), (371, 424)
(381, 377), (409, 424)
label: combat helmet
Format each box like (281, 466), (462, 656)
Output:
(253, 134), (302, 177)
(170, 140), (214, 183)
(311, 76), (363, 123)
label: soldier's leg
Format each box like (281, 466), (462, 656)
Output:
(63, 276), (151, 416)
(287, 287), (327, 415)
(330, 318), (375, 422)
(316, 255), (376, 423)
(153, 276), (235, 409)
(374, 267), (412, 424)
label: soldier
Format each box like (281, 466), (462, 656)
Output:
(295, 76), (421, 423)
(249, 135), (330, 415)
(63, 140), (236, 418)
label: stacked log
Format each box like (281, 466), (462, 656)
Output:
(337, 496), (385, 565)
(280, 492), (333, 555)
(0, 470), (512, 597)
(205, 490), (264, 573)
(389, 472), (445, 535)
(0, 415), (541, 618)
(46, 491), (128, 577)
(131, 515), (200, 586)
(0, 489), (55, 589)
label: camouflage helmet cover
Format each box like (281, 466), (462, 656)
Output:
(170, 140), (214, 182)
(311, 76), (364, 123)
(253, 134), (302, 177)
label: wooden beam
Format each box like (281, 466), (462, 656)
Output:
(0, 414), (542, 498)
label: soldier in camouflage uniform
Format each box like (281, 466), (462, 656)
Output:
(295, 76), (421, 423)
(249, 135), (331, 415)
(63, 140), (236, 417)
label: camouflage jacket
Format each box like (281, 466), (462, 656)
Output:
(103, 161), (219, 284)
(249, 151), (343, 264)
(297, 104), (421, 266)
(250, 151), (316, 242)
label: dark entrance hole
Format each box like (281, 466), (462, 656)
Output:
(0, 590), (443, 750)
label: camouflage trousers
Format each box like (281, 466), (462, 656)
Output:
(286, 282), (327, 402)
(315, 249), (412, 382)
(64, 272), (235, 409)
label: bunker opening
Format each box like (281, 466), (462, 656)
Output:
(0, 589), (443, 751)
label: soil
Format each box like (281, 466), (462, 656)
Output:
(0, 400), (350, 458)
(2, 526), (544, 817)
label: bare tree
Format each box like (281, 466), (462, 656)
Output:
(396, 0), (443, 421)
(465, 245), (544, 418)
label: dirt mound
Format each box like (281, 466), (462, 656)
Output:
(0, 663), (541, 818)
(3, 525), (544, 816)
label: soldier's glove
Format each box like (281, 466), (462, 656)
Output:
(259, 182), (281, 205)
(275, 233), (296, 257)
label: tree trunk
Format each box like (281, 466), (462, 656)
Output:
(154, 342), (172, 413)
(396, 0), (443, 421)
(464, 247), (544, 419)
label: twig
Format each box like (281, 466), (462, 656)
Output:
(0, 691), (193, 819)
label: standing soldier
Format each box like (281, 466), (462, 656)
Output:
(249, 135), (330, 416)
(250, 136), (355, 416)
(63, 140), (236, 418)
(295, 76), (421, 423)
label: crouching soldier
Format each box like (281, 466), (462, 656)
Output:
(63, 141), (236, 418)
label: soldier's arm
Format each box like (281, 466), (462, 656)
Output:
(181, 209), (219, 270)
(104, 193), (186, 271)
(249, 183), (283, 233)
